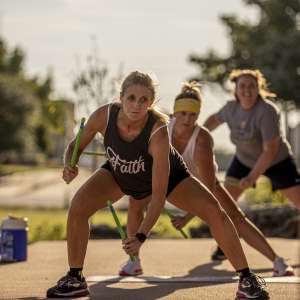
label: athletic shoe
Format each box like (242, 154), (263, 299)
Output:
(236, 273), (269, 299)
(46, 273), (89, 298)
(119, 257), (143, 276)
(211, 246), (227, 261)
(273, 257), (294, 277)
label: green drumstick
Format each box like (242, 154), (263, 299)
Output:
(70, 117), (86, 168)
(107, 201), (135, 261)
(164, 208), (188, 239)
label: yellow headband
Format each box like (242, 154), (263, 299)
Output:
(173, 98), (201, 114)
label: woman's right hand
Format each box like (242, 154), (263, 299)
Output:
(171, 215), (188, 230)
(62, 165), (78, 184)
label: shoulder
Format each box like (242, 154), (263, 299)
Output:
(223, 99), (237, 109)
(218, 99), (237, 115)
(256, 99), (280, 121)
(258, 98), (280, 113)
(151, 119), (169, 139)
(88, 102), (115, 132)
(90, 103), (109, 121)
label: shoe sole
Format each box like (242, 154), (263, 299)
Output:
(273, 270), (295, 277)
(47, 289), (90, 298)
(119, 269), (143, 276)
(236, 290), (269, 299)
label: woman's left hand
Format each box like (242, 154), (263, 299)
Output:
(239, 175), (255, 190)
(122, 236), (142, 256)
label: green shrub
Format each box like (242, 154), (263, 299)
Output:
(244, 176), (288, 205)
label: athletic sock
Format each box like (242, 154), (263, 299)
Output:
(69, 268), (84, 281)
(237, 267), (251, 279)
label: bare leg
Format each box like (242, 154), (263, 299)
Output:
(127, 197), (149, 238)
(215, 183), (277, 262)
(67, 168), (123, 268)
(224, 176), (244, 201)
(168, 177), (248, 271)
(280, 185), (300, 210)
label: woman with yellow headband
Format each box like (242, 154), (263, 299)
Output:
(117, 81), (293, 296)
(169, 81), (293, 276)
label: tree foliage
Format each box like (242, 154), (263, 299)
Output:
(0, 75), (36, 152)
(0, 36), (70, 162)
(189, 0), (300, 106)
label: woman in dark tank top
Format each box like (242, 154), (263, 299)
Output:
(46, 71), (268, 299)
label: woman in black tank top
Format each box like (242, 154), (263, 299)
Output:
(47, 71), (267, 299)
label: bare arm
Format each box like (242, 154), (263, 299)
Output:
(194, 128), (217, 192)
(63, 105), (108, 183)
(203, 113), (222, 132)
(179, 128), (217, 225)
(137, 124), (170, 235)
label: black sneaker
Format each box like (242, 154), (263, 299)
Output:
(46, 273), (89, 298)
(211, 246), (226, 261)
(237, 273), (269, 299)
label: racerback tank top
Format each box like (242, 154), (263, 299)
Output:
(168, 118), (218, 177)
(104, 103), (189, 199)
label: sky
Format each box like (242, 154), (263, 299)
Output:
(0, 0), (260, 151)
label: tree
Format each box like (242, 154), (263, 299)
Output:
(0, 35), (72, 162)
(0, 37), (25, 76)
(0, 75), (37, 160)
(189, 0), (300, 107)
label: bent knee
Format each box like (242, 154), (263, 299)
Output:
(69, 193), (92, 220)
(203, 198), (228, 224)
(228, 211), (246, 227)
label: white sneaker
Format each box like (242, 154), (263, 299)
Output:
(273, 257), (294, 277)
(119, 257), (143, 276)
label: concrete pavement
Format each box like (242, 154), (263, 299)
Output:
(0, 238), (299, 299)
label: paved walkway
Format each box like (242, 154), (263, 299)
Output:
(0, 168), (91, 208)
(0, 169), (180, 210)
(0, 239), (299, 299)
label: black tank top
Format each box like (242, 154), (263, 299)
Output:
(104, 103), (188, 199)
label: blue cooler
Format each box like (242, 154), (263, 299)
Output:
(0, 216), (28, 262)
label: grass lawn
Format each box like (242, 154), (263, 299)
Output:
(0, 207), (203, 243)
(0, 164), (60, 176)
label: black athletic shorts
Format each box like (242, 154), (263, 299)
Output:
(101, 160), (190, 200)
(226, 156), (300, 190)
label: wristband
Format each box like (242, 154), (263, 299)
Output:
(135, 232), (147, 243)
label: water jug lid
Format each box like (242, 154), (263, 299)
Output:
(1, 216), (28, 229)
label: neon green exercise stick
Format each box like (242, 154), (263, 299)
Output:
(107, 201), (135, 261)
(164, 208), (188, 239)
(70, 117), (86, 168)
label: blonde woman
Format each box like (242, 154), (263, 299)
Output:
(47, 71), (267, 299)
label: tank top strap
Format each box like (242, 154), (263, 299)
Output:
(167, 117), (176, 143)
(143, 111), (157, 142)
(186, 125), (200, 158)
